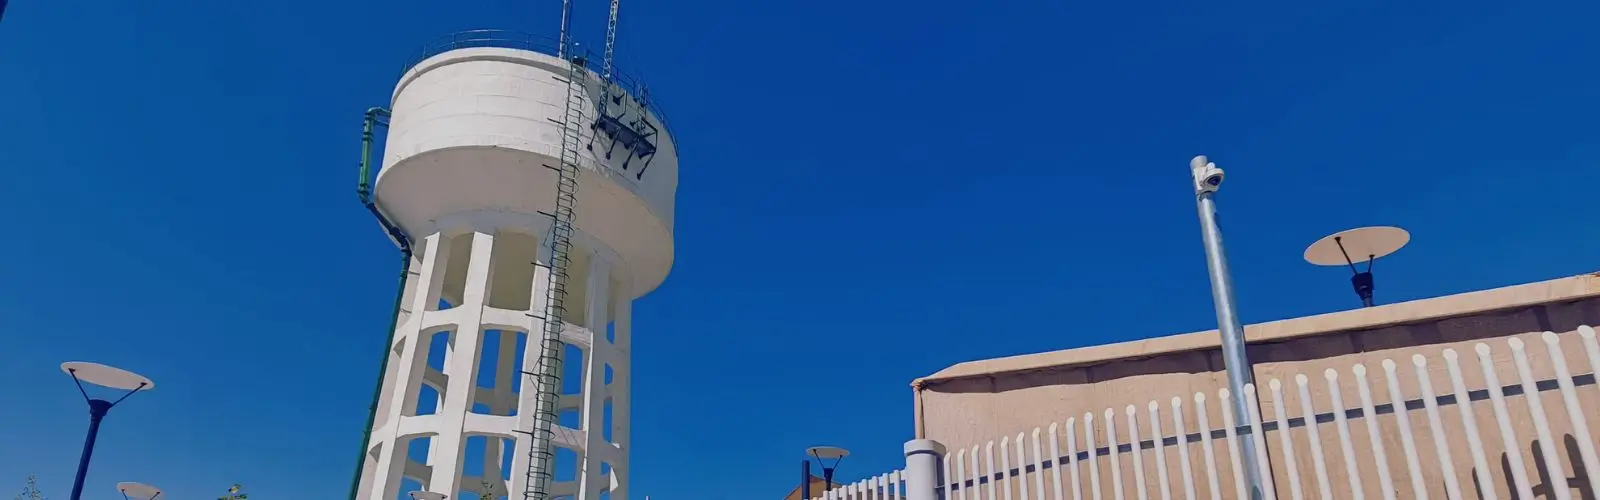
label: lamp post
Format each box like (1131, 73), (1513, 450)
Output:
(803, 445), (850, 499)
(62, 362), (154, 500)
(409, 491), (448, 500)
(117, 482), (163, 500)
(1188, 155), (1267, 499)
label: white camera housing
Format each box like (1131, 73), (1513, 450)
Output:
(1190, 155), (1225, 195)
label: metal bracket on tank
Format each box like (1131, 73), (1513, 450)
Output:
(585, 82), (660, 180)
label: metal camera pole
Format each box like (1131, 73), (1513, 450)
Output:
(1189, 155), (1267, 499)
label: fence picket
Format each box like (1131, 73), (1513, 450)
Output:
(1032, 428), (1048, 500)
(1351, 364), (1397, 500)
(1580, 327), (1600, 471)
(1321, 369), (1364, 500)
(1125, 406), (1148, 500)
(1017, 432), (1031, 500)
(1050, 423), (1068, 500)
(1084, 413), (1101, 500)
(1217, 389), (1248, 500)
(890, 471), (901, 500)
(1582, 325), (1600, 398)
(1542, 331), (1600, 490)
(972, 445), (984, 500)
(1105, 408), (1125, 500)
(985, 441), (998, 500)
(1189, 394), (1217, 500)
(1000, 437), (1014, 500)
(1146, 401), (1172, 500)
(1267, 379), (1304, 500)
(1291, 375), (1333, 500)
(957, 448), (969, 500)
(945, 451), (957, 500)
(1411, 354), (1463, 500)
(1440, 349), (1496, 500)
(1242, 384), (1278, 500)
(1380, 359), (1428, 499)
(1473, 343), (1536, 499)
(1507, 337), (1571, 500)
(1065, 419), (1082, 500)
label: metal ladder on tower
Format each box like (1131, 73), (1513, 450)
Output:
(523, 41), (591, 500)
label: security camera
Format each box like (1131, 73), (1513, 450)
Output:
(1190, 155), (1225, 195)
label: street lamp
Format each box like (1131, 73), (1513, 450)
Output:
(61, 361), (154, 500)
(804, 445), (849, 498)
(409, 491), (448, 500)
(116, 482), (163, 500)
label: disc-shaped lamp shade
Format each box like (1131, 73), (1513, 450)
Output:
(807, 446), (850, 460)
(116, 482), (162, 500)
(61, 362), (155, 391)
(1304, 226), (1410, 267)
(409, 492), (448, 500)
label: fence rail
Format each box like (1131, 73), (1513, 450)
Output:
(816, 326), (1600, 500)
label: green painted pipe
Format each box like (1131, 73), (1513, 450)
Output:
(349, 107), (410, 500)
(357, 107), (391, 202)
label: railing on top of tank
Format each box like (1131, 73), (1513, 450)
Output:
(398, 29), (677, 150)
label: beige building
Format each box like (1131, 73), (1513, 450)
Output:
(909, 273), (1600, 499)
(783, 475), (841, 500)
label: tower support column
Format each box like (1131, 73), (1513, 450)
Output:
(427, 230), (499, 495)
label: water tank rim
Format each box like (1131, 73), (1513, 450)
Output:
(396, 29), (678, 145)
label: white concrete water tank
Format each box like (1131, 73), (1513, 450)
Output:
(377, 43), (677, 296)
(357, 32), (677, 500)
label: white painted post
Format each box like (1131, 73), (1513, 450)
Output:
(906, 439), (948, 500)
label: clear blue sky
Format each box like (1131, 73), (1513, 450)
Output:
(3, 1), (1598, 499)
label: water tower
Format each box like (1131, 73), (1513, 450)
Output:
(348, 8), (677, 500)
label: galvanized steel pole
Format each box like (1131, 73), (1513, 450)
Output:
(1189, 155), (1267, 499)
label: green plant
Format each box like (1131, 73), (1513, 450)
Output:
(14, 475), (44, 500)
(218, 483), (247, 500)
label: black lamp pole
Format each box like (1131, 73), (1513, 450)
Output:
(806, 450), (845, 493)
(800, 460), (812, 500)
(67, 371), (147, 500)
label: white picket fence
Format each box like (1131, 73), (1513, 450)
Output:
(813, 471), (909, 500)
(815, 326), (1600, 500)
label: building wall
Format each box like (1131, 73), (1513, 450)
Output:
(784, 476), (839, 500)
(913, 274), (1600, 498)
